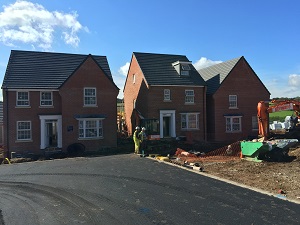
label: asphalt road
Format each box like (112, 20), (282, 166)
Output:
(0, 154), (299, 225)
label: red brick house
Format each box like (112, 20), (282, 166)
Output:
(123, 52), (207, 142)
(2, 50), (119, 157)
(198, 56), (270, 143)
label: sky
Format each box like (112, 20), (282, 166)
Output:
(0, 0), (300, 100)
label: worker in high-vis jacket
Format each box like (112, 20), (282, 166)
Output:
(139, 127), (147, 155)
(133, 126), (141, 154)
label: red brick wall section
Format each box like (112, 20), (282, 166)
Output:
(123, 55), (143, 136)
(59, 56), (119, 152)
(3, 90), (62, 156)
(209, 58), (270, 142)
(123, 55), (207, 141)
(3, 56), (118, 156)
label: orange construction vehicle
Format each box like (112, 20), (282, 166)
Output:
(257, 100), (300, 140)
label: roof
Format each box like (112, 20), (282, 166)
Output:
(133, 52), (206, 86)
(198, 57), (242, 95)
(2, 50), (113, 89)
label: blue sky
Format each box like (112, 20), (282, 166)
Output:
(0, 0), (300, 99)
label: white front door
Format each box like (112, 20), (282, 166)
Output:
(159, 110), (176, 138)
(39, 115), (62, 149)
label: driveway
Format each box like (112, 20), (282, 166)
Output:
(0, 154), (299, 225)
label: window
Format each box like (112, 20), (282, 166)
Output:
(229, 95), (237, 108)
(40, 91), (53, 106)
(225, 116), (242, 132)
(181, 113), (199, 129)
(79, 119), (103, 139)
(17, 121), (31, 140)
(133, 74), (136, 84)
(181, 64), (191, 70)
(164, 89), (171, 101)
(17, 91), (29, 106)
(84, 88), (96, 106)
(252, 116), (258, 130)
(185, 90), (194, 103)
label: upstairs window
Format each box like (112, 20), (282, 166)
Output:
(185, 90), (194, 104)
(229, 95), (237, 108)
(40, 91), (53, 106)
(17, 91), (29, 106)
(164, 89), (171, 101)
(84, 88), (97, 106)
(133, 74), (136, 84)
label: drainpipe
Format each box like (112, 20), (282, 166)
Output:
(203, 86), (207, 141)
(4, 88), (9, 158)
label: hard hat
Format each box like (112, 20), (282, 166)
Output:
(142, 127), (146, 130)
(135, 126), (140, 130)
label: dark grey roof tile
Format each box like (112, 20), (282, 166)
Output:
(2, 50), (113, 89)
(133, 52), (206, 86)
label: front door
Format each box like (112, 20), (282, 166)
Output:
(46, 120), (58, 147)
(39, 115), (62, 149)
(163, 116), (171, 137)
(159, 110), (176, 138)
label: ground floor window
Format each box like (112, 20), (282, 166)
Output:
(225, 116), (242, 132)
(181, 113), (199, 129)
(252, 116), (258, 130)
(79, 119), (103, 139)
(17, 121), (31, 140)
(141, 119), (159, 135)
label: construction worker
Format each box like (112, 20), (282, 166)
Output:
(133, 126), (141, 154)
(139, 127), (147, 155)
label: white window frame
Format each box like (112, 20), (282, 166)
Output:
(16, 91), (29, 106)
(180, 113), (199, 130)
(185, 90), (194, 104)
(225, 116), (242, 132)
(84, 87), (97, 106)
(164, 89), (171, 101)
(40, 91), (53, 106)
(17, 121), (32, 141)
(229, 95), (238, 108)
(78, 119), (103, 139)
(252, 116), (258, 130)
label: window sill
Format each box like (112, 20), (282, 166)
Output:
(181, 128), (200, 131)
(78, 137), (103, 140)
(83, 105), (98, 108)
(16, 139), (33, 143)
(15, 106), (31, 108)
(39, 106), (54, 108)
(229, 107), (238, 109)
(225, 131), (242, 133)
(163, 100), (172, 102)
(184, 103), (195, 105)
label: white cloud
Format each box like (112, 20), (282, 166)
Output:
(193, 57), (222, 70)
(0, 0), (87, 49)
(118, 62), (130, 76)
(288, 74), (300, 87)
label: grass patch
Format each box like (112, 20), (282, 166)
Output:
(269, 110), (294, 123)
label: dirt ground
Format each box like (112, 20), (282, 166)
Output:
(194, 147), (300, 202)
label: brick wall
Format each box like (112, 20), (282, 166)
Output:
(59, 56), (119, 151)
(208, 58), (270, 142)
(3, 56), (119, 156)
(124, 55), (207, 141)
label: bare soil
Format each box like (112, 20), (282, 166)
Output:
(200, 147), (300, 202)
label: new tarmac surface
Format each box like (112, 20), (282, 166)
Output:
(0, 154), (299, 225)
